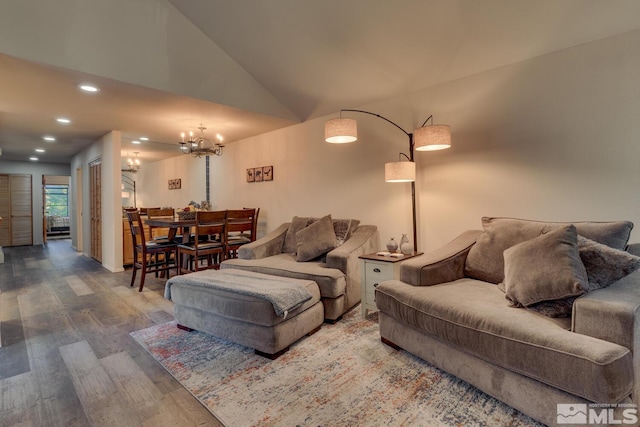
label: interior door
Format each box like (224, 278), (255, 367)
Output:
(90, 160), (102, 262)
(0, 175), (10, 246)
(9, 175), (33, 246)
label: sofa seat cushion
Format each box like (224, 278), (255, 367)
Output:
(221, 253), (347, 299)
(375, 278), (633, 403)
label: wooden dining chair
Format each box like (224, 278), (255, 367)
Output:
(177, 210), (227, 274)
(226, 208), (259, 259)
(125, 211), (178, 292)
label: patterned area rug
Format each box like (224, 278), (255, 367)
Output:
(131, 308), (542, 427)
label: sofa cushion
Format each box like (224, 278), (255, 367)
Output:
(465, 217), (633, 284)
(499, 234), (640, 317)
(296, 214), (337, 262)
(283, 216), (314, 254)
(578, 235), (640, 292)
(375, 278), (633, 403)
(502, 225), (588, 307)
(334, 219), (360, 246)
(222, 253), (347, 298)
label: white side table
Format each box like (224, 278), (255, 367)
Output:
(359, 252), (422, 318)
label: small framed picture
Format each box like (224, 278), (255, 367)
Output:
(246, 168), (255, 182)
(168, 178), (181, 190)
(254, 168), (263, 182)
(262, 165), (273, 181)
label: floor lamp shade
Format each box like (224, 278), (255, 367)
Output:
(325, 118), (358, 143)
(385, 161), (416, 182)
(414, 124), (451, 151)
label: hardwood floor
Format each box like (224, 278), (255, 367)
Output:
(0, 240), (224, 426)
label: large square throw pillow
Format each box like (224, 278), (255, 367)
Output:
(296, 215), (337, 262)
(502, 224), (588, 307)
(283, 216), (314, 254)
(465, 217), (633, 284)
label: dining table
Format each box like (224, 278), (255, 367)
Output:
(144, 217), (196, 244)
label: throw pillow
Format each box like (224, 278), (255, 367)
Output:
(296, 215), (337, 262)
(502, 224), (588, 307)
(577, 235), (640, 291)
(283, 216), (314, 254)
(333, 219), (360, 246)
(497, 281), (577, 318)
(465, 217), (633, 284)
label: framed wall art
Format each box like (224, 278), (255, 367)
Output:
(168, 178), (181, 190)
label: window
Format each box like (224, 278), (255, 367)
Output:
(45, 184), (69, 216)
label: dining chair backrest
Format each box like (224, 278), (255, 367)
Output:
(195, 210), (228, 246)
(147, 207), (175, 240)
(125, 210), (147, 247)
(227, 208), (257, 240)
(148, 208), (175, 219)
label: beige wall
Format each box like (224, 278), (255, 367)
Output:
(137, 29), (640, 252)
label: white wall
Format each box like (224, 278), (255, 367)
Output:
(0, 160), (71, 245)
(136, 29), (640, 253)
(70, 131), (123, 271)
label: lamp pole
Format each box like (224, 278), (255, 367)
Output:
(340, 109), (419, 252)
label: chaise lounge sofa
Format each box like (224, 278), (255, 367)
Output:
(375, 217), (640, 426)
(222, 215), (378, 321)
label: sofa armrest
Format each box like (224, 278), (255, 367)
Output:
(326, 225), (378, 274)
(400, 230), (483, 286)
(572, 272), (640, 405)
(237, 223), (290, 260)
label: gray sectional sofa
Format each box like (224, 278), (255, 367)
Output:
(376, 218), (640, 427)
(222, 215), (378, 321)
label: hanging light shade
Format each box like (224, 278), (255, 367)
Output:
(325, 118), (358, 143)
(414, 124), (451, 151)
(385, 161), (416, 182)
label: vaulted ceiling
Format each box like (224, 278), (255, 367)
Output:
(1, 0), (640, 164)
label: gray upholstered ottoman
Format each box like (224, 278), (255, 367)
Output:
(165, 268), (324, 358)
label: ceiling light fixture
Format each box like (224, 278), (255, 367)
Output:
(139, 137), (149, 141)
(79, 84), (99, 93)
(324, 109), (452, 251)
(56, 117), (71, 124)
(29, 157), (38, 161)
(35, 148), (45, 153)
(178, 124), (224, 158)
(132, 140), (141, 144)
(121, 152), (141, 173)
(43, 136), (56, 141)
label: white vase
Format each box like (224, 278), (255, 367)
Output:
(400, 234), (413, 255)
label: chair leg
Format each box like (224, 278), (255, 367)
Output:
(130, 264), (137, 287)
(139, 257), (147, 292)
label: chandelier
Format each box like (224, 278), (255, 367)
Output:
(179, 124), (224, 158)
(121, 152), (141, 173)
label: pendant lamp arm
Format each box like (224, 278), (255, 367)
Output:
(420, 115), (434, 127)
(340, 109), (411, 138)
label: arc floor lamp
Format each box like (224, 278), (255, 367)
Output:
(325, 109), (451, 252)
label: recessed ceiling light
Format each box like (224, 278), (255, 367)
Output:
(56, 117), (71, 124)
(132, 140), (141, 144)
(43, 136), (56, 141)
(79, 84), (99, 93)
(30, 157), (38, 161)
(35, 148), (45, 153)
(139, 137), (149, 141)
